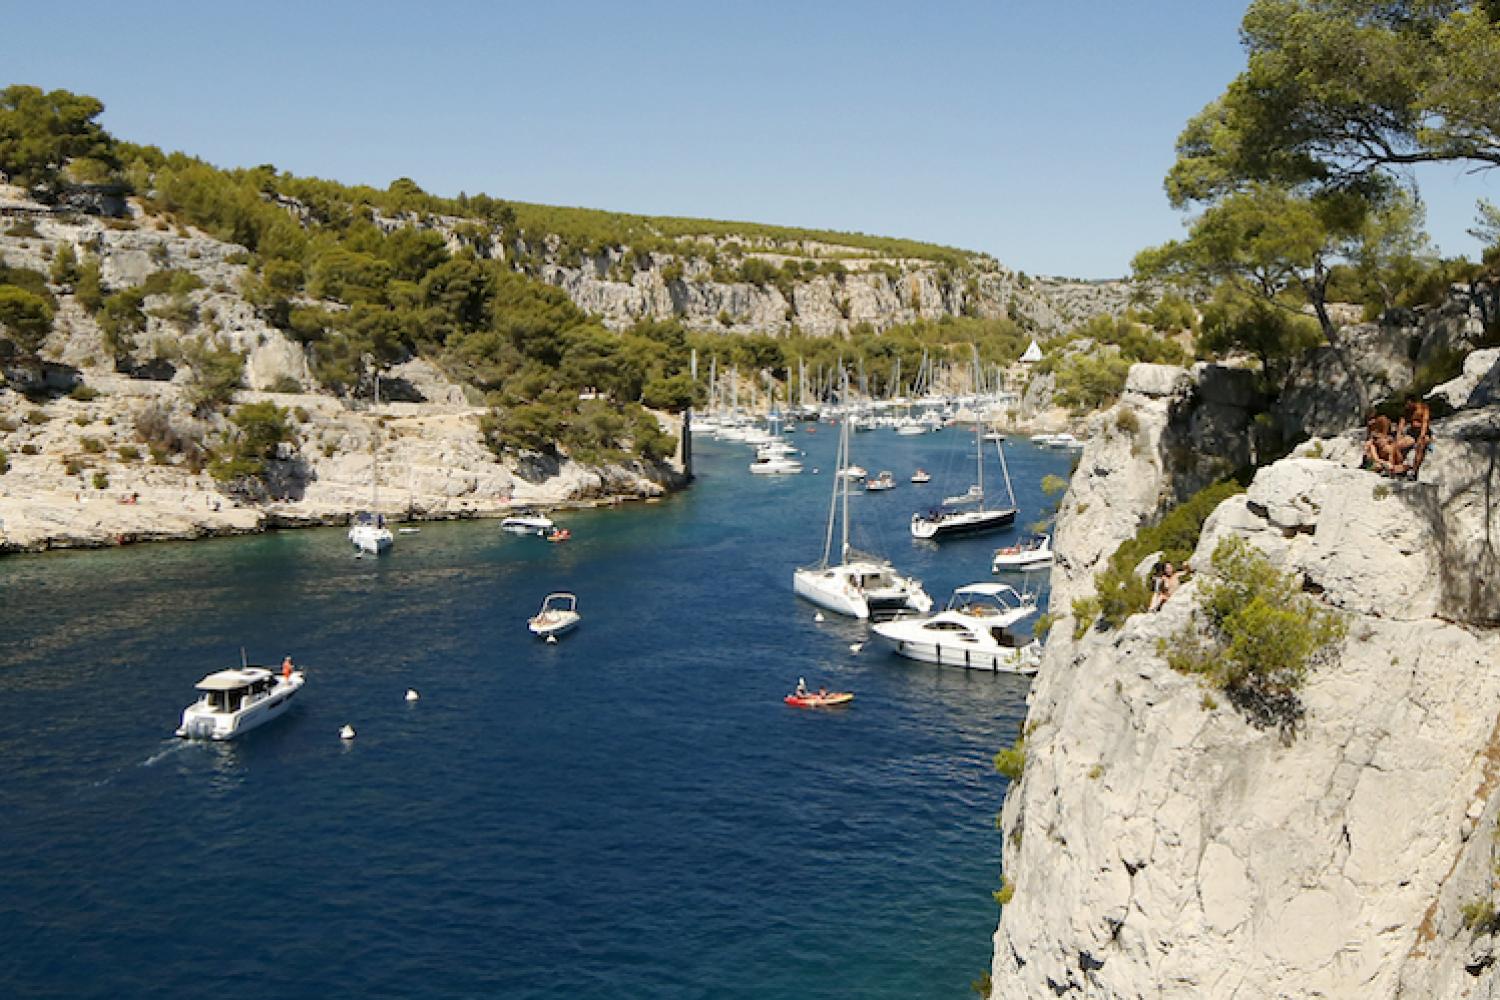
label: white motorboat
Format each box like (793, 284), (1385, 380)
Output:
(528, 592), (580, 638)
(837, 465), (867, 481)
(176, 664), (305, 740)
(895, 419), (926, 436)
(992, 534), (1054, 571)
(502, 507), (556, 535)
(349, 512), (394, 555)
(1035, 432), (1081, 449)
(871, 583), (1040, 674)
(794, 376), (932, 621)
(750, 454), (804, 474)
(911, 469), (932, 484)
(865, 470), (896, 492)
(911, 420), (1019, 540)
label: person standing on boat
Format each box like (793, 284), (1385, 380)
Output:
(282, 655), (295, 680)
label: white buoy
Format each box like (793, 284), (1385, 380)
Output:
(405, 689), (420, 702)
(814, 612), (825, 623)
(340, 724), (356, 740)
(849, 642), (864, 654)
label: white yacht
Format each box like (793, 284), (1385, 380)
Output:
(176, 664), (306, 740)
(992, 534), (1054, 571)
(349, 512), (394, 555)
(865, 471), (896, 492)
(911, 420), (1019, 540)
(871, 583), (1040, 674)
(749, 435), (803, 475)
(529, 592), (580, 638)
(794, 379), (932, 621)
(502, 507), (556, 535)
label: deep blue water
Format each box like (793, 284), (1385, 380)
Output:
(0, 425), (1072, 999)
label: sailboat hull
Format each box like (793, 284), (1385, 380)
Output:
(910, 507), (1017, 540)
(793, 568), (871, 619)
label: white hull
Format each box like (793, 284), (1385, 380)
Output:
(502, 516), (555, 535)
(349, 524), (394, 554)
(528, 612), (580, 638)
(749, 459), (803, 475)
(177, 672), (305, 740)
(794, 568), (869, 618)
(871, 630), (1039, 674)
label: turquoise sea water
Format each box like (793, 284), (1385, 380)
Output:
(0, 426), (1072, 999)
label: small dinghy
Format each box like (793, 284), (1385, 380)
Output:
(528, 592), (580, 639)
(547, 528), (572, 543)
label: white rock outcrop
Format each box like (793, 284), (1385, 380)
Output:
(991, 374), (1500, 995)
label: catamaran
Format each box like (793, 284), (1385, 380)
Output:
(794, 377), (932, 621)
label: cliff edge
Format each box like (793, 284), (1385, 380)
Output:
(991, 348), (1500, 997)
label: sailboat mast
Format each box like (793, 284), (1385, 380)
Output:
(372, 372), (380, 513)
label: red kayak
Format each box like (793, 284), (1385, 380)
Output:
(784, 691), (854, 708)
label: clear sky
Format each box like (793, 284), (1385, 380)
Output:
(5, 0), (1494, 278)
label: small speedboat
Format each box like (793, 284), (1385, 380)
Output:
(176, 664), (305, 740)
(785, 688), (854, 708)
(502, 507), (556, 535)
(865, 471), (896, 492)
(837, 465), (867, 481)
(992, 534), (1053, 571)
(911, 469), (932, 484)
(528, 592), (580, 638)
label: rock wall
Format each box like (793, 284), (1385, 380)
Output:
(534, 247), (1134, 337)
(989, 355), (1500, 998)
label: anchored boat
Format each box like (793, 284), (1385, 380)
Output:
(176, 663), (305, 740)
(871, 583), (1040, 674)
(528, 592), (581, 638)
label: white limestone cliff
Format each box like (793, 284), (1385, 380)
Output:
(989, 354), (1500, 998)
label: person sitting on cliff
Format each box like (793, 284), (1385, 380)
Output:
(1149, 562), (1180, 612)
(1362, 415), (1401, 474)
(1395, 399), (1432, 476)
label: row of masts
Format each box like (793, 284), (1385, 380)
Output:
(693, 348), (1017, 420)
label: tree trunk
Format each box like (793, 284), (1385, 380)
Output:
(1301, 270), (1371, 419)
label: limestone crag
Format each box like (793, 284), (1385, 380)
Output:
(990, 360), (1500, 997)
(536, 247), (1133, 337)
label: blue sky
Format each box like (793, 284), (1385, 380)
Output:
(5, 0), (1493, 278)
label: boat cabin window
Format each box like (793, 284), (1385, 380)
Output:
(925, 621), (970, 633)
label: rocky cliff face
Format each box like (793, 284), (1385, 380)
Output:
(533, 246), (1134, 337)
(0, 207), (687, 552)
(989, 353), (1500, 997)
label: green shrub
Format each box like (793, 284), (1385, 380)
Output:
(1462, 898), (1500, 934)
(1092, 479), (1245, 630)
(1040, 473), (1068, 496)
(1165, 537), (1346, 732)
(64, 457), (86, 475)
(1072, 596), (1100, 638)
(69, 383), (99, 401)
(21, 443), (39, 455)
(24, 409), (50, 425)
(91, 471), (109, 489)
(1032, 612), (1055, 640)
(0, 447), (7, 473)
(267, 375), (303, 394)
(994, 735), (1027, 781)
(5, 219), (40, 238)
(993, 876), (1015, 906)
(1115, 408), (1140, 434)
(79, 436), (105, 454)
(116, 444), (140, 462)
